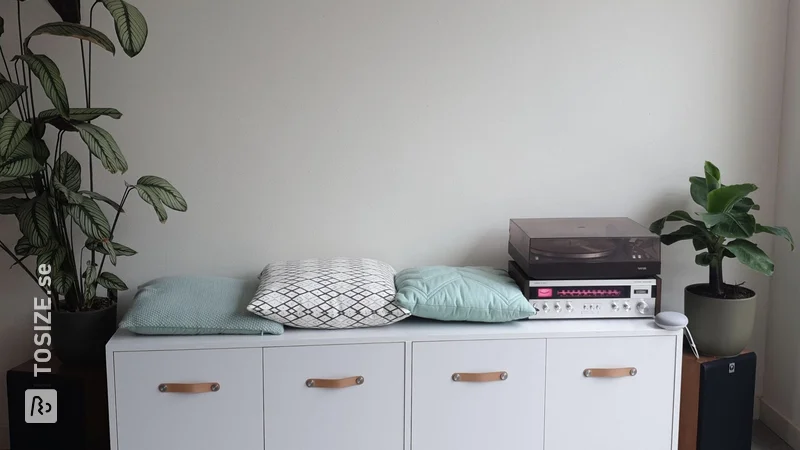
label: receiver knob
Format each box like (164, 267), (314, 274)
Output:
(611, 302), (619, 311)
(637, 301), (649, 315)
(623, 302), (631, 311)
(554, 302), (562, 312)
(566, 302), (574, 312)
(542, 303), (550, 313)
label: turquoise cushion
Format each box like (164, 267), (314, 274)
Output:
(394, 266), (534, 322)
(120, 276), (284, 335)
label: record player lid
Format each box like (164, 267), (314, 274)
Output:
(510, 217), (655, 239)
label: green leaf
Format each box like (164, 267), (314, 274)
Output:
(0, 197), (25, 215)
(756, 225), (795, 251)
(0, 78), (27, 115)
(16, 196), (53, 247)
(54, 152), (81, 191)
(84, 261), (98, 301)
(649, 210), (706, 235)
(46, 0), (81, 24)
(706, 184), (758, 214)
(704, 161), (721, 192)
(37, 246), (67, 270)
(85, 238), (137, 256)
(135, 184), (167, 222)
(732, 197), (760, 213)
(25, 22), (115, 54)
(84, 261), (98, 285)
(0, 177), (34, 194)
(707, 212), (757, 239)
(27, 135), (50, 165)
(12, 54), (69, 118)
(136, 176), (187, 211)
(97, 272), (128, 291)
(660, 225), (707, 246)
(30, 119), (46, 139)
(0, 154), (42, 177)
(79, 190), (124, 212)
(53, 179), (84, 204)
(695, 252), (712, 266)
(39, 107), (122, 123)
(0, 113), (31, 159)
(68, 197), (111, 240)
(14, 236), (32, 257)
(692, 238), (707, 251)
(101, 0), (148, 57)
(74, 123), (128, 174)
(0, 16), (4, 37)
(725, 239), (775, 276)
(690, 176), (708, 209)
(52, 270), (75, 296)
(14, 236), (57, 257)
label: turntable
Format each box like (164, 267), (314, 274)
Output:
(508, 217), (661, 280)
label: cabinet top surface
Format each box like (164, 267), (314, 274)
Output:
(107, 318), (680, 352)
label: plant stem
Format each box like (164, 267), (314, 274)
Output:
(16, 0), (35, 120)
(97, 187), (132, 274)
(13, 62), (29, 120)
(0, 239), (48, 295)
(89, 1), (101, 107)
(80, 42), (89, 107)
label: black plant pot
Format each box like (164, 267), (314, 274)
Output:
(52, 301), (118, 367)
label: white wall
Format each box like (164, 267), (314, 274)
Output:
(762, 0), (800, 447)
(0, 0), (790, 444)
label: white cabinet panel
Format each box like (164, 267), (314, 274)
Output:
(263, 343), (405, 450)
(545, 336), (677, 450)
(412, 339), (546, 450)
(113, 348), (263, 450)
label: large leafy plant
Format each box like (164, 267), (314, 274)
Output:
(650, 161), (793, 298)
(0, 0), (186, 311)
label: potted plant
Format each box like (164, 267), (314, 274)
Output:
(0, 0), (186, 365)
(650, 161), (793, 357)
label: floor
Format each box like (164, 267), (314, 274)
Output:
(754, 421), (794, 450)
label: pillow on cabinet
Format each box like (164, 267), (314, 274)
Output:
(247, 258), (410, 329)
(120, 276), (284, 335)
(394, 266), (534, 322)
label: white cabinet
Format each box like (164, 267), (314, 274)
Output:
(112, 348), (263, 450)
(107, 320), (682, 450)
(544, 336), (678, 450)
(263, 343), (405, 450)
(411, 339), (546, 450)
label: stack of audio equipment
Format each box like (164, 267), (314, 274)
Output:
(507, 217), (662, 319)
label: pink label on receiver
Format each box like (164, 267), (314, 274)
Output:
(538, 288), (553, 298)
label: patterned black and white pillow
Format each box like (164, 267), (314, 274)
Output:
(247, 258), (410, 329)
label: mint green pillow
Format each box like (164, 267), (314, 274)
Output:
(394, 266), (534, 322)
(120, 276), (284, 335)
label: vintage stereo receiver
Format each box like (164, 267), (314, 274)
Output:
(508, 217), (661, 280)
(509, 261), (661, 319)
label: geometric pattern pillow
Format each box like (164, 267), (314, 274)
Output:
(247, 258), (410, 329)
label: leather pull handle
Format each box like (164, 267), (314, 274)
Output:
(306, 376), (365, 388)
(451, 371), (509, 382)
(583, 367), (638, 378)
(158, 383), (220, 393)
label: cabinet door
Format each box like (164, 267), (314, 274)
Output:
(263, 343), (405, 450)
(113, 348), (263, 450)
(545, 336), (677, 450)
(412, 339), (546, 450)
